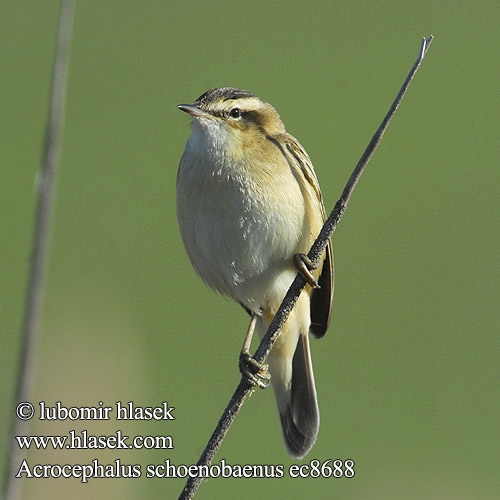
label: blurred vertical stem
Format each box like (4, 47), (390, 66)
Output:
(3, 1), (76, 499)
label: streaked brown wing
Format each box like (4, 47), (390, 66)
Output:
(285, 137), (334, 339)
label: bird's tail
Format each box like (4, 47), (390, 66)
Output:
(258, 295), (319, 459)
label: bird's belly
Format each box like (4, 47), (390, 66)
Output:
(177, 172), (305, 312)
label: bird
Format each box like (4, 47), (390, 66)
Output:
(176, 87), (333, 458)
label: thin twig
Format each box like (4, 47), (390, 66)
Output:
(179, 35), (433, 500)
(3, 2), (76, 500)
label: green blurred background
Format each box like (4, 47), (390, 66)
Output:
(1, 1), (499, 499)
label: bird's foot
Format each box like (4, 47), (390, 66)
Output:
(239, 351), (271, 390)
(293, 253), (321, 289)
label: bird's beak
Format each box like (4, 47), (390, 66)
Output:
(177, 104), (212, 119)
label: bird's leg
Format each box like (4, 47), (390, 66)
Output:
(239, 314), (271, 389)
(294, 253), (321, 289)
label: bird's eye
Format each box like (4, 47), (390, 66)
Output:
(229, 108), (241, 119)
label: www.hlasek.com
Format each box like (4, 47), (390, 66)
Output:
(16, 430), (173, 451)
(17, 459), (355, 483)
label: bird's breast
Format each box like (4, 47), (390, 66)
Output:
(177, 140), (305, 310)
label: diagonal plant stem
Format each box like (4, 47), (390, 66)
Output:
(3, 2), (76, 500)
(177, 35), (433, 500)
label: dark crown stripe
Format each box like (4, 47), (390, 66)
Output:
(195, 87), (257, 107)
